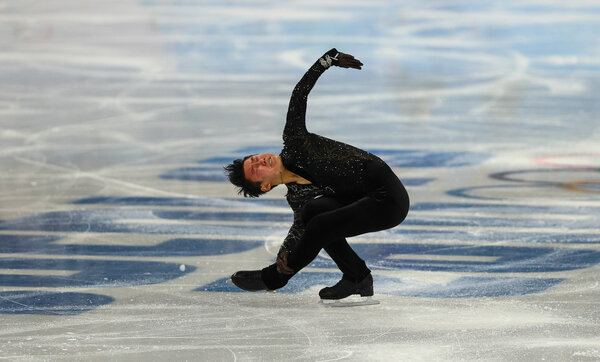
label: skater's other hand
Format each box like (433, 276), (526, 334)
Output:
(277, 249), (288, 263)
(276, 258), (294, 274)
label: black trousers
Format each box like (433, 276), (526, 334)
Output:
(262, 161), (410, 290)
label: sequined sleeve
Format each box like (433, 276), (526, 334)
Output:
(279, 184), (309, 253)
(280, 207), (304, 254)
(283, 48), (338, 142)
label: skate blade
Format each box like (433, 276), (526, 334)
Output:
(319, 296), (380, 307)
(226, 279), (276, 293)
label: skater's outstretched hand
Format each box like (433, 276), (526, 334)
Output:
(335, 52), (363, 70)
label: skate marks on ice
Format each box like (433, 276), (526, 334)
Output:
(0, 291), (115, 316)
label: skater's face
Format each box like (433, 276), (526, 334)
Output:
(243, 153), (282, 192)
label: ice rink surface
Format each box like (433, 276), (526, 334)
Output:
(1, 0), (600, 360)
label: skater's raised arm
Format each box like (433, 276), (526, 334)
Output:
(283, 49), (362, 140)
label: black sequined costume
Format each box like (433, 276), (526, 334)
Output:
(261, 49), (410, 290)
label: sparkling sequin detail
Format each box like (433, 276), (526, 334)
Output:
(319, 54), (333, 68)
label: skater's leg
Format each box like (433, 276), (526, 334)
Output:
(261, 195), (366, 290)
(286, 196), (396, 272)
(302, 196), (371, 282)
(324, 239), (370, 283)
(287, 161), (409, 273)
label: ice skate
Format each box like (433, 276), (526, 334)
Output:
(319, 274), (380, 307)
(228, 270), (272, 292)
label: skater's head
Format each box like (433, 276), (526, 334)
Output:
(224, 153), (282, 197)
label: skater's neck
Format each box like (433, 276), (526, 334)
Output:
(280, 167), (311, 185)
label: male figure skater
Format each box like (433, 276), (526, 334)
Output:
(224, 48), (409, 301)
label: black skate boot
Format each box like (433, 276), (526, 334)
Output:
(319, 274), (374, 300)
(319, 274), (379, 307)
(230, 270), (271, 292)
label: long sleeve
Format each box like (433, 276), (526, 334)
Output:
(280, 207), (304, 254)
(283, 48), (338, 142)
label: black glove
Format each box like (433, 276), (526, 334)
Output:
(321, 48), (363, 69)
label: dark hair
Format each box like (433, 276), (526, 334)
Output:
(224, 155), (267, 198)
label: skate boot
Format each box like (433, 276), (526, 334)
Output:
(229, 270), (271, 292)
(319, 274), (373, 300)
(319, 274), (379, 307)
